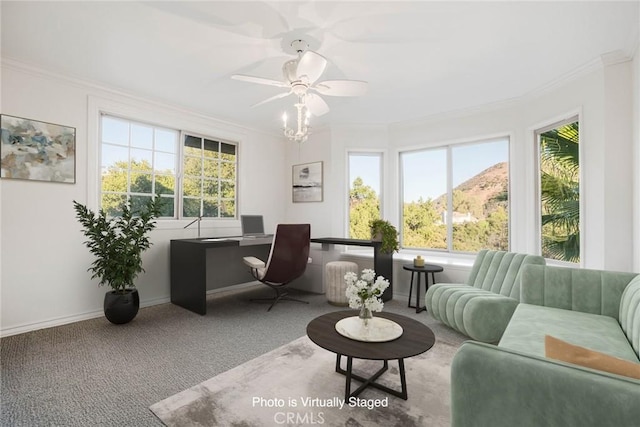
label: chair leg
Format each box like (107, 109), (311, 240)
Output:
(250, 283), (309, 311)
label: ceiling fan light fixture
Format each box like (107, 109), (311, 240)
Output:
(231, 39), (368, 142)
(283, 95), (311, 143)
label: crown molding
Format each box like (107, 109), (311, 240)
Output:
(390, 49), (634, 130)
(1, 57), (279, 138)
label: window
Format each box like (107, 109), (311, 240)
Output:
(400, 138), (509, 252)
(182, 134), (236, 218)
(348, 152), (382, 239)
(99, 115), (237, 219)
(536, 118), (580, 263)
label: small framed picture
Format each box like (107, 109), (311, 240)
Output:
(1, 114), (76, 183)
(292, 161), (323, 203)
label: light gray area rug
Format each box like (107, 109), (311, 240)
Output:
(150, 335), (458, 426)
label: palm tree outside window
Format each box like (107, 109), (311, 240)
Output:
(537, 119), (580, 263)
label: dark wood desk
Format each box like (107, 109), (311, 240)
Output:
(310, 237), (394, 301)
(170, 237), (271, 315)
(307, 310), (435, 400)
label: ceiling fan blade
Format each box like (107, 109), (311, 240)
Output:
(231, 74), (289, 88)
(305, 93), (330, 117)
(314, 80), (368, 97)
(295, 51), (327, 84)
(251, 91), (291, 108)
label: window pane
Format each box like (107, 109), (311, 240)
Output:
(348, 153), (381, 239)
(220, 181), (235, 199)
(155, 174), (175, 195)
(182, 134), (238, 219)
(131, 124), (153, 149)
(203, 159), (219, 179)
(100, 115), (178, 219)
(202, 179), (218, 198)
(183, 156), (202, 176)
(101, 117), (129, 145)
(219, 161), (234, 180)
(401, 149), (447, 249)
(158, 196), (175, 217)
(155, 129), (177, 153)
(101, 193), (126, 217)
(220, 200), (235, 218)
(130, 172), (153, 193)
(202, 199), (218, 217)
(539, 121), (580, 263)
(451, 140), (509, 252)
(221, 142), (235, 155)
(183, 177), (202, 197)
(182, 198), (201, 217)
(130, 195), (152, 213)
(130, 149), (153, 171)
(203, 139), (219, 158)
(155, 152), (175, 174)
(101, 170), (128, 193)
(101, 144), (128, 169)
(184, 135), (201, 156)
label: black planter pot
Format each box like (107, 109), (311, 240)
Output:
(104, 289), (140, 324)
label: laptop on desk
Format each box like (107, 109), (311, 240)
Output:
(240, 215), (273, 238)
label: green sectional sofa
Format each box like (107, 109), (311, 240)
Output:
(451, 265), (640, 427)
(425, 250), (545, 343)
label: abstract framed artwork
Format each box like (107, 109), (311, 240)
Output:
(0, 114), (76, 183)
(292, 161), (323, 202)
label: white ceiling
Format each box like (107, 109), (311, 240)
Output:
(2, 1), (639, 134)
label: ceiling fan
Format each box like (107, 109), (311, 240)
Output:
(231, 39), (367, 117)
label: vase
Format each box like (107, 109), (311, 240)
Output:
(104, 288), (140, 324)
(359, 305), (373, 327)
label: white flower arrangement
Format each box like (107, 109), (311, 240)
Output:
(344, 269), (390, 312)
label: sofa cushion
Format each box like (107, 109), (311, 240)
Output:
(545, 335), (640, 380)
(499, 304), (639, 362)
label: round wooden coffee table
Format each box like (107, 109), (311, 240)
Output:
(306, 310), (436, 400)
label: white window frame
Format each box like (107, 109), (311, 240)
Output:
(180, 131), (238, 219)
(533, 113), (582, 265)
(88, 95), (243, 227)
(398, 135), (511, 253)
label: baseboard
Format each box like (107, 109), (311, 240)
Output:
(0, 296), (170, 338)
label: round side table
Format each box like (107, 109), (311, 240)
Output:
(402, 264), (444, 313)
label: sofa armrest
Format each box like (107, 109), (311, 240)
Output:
(463, 296), (518, 343)
(451, 341), (640, 427)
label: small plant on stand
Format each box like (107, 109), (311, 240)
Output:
(369, 219), (399, 254)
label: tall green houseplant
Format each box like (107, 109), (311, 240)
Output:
(74, 197), (163, 292)
(73, 197), (162, 324)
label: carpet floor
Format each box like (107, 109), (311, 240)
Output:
(1, 286), (467, 426)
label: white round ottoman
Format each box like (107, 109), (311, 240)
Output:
(325, 261), (359, 306)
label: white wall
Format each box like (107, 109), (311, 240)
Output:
(0, 61), (288, 336)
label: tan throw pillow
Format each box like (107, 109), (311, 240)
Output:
(545, 335), (640, 380)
